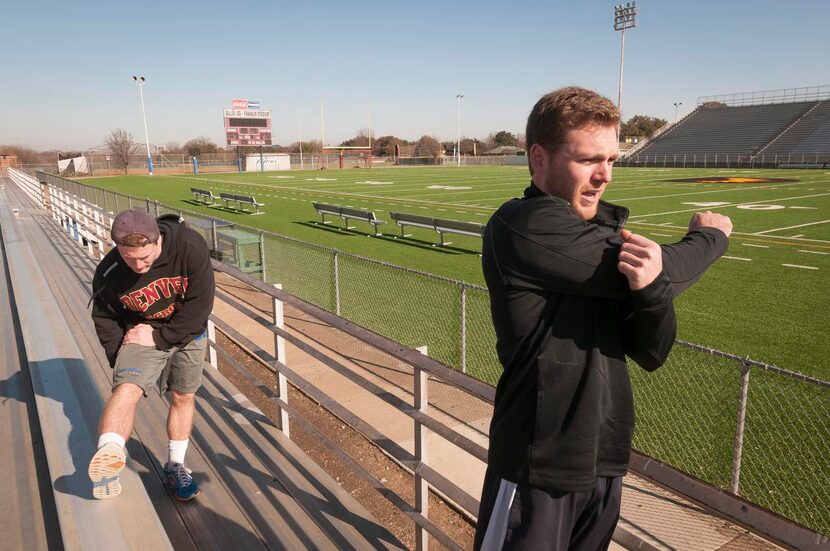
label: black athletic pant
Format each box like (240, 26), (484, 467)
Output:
(473, 467), (622, 550)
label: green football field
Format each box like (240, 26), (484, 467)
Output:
(84, 166), (830, 379)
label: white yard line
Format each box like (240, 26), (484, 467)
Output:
(783, 264), (819, 270)
(650, 233), (673, 237)
(618, 179), (823, 202)
(754, 219), (830, 235)
(742, 244), (769, 249)
(723, 256), (752, 261)
(798, 250), (829, 255)
(629, 193), (830, 219)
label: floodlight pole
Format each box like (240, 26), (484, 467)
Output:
(674, 101), (683, 124)
(297, 108), (304, 169)
(614, 3), (638, 118)
(456, 94), (464, 166)
(131, 75), (153, 175)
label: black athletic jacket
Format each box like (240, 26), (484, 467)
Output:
(91, 215), (215, 367)
(482, 183), (728, 492)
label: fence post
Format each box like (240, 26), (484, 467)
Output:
(333, 250), (341, 316)
(730, 359), (751, 495)
(259, 232), (267, 283)
(414, 364), (429, 551)
(206, 318), (218, 369)
(154, 200), (160, 218)
(273, 284), (290, 437)
(460, 284), (467, 374)
(211, 218), (218, 251)
(145, 198), (151, 213)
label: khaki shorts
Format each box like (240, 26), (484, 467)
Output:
(112, 333), (208, 396)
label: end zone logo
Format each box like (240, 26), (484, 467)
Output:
(667, 177), (799, 184)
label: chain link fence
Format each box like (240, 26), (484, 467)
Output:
(27, 170), (830, 537)
(618, 152), (829, 168)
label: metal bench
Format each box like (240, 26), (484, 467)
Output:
(312, 202), (386, 236)
(433, 218), (485, 246)
(190, 187), (219, 205)
(219, 192), (265, 214)
(311, 202), (342, 225)
(389, 211), (436, 238)
(389, 211), (485, 246)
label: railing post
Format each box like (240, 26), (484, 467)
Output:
(273, 283), (290, 437)
(730, 359), (751, 495)
(206, 318), (218, 369)
(333, 250), (341, 316)
(414, 364), (429, 551)
(259, 231), (267, 283)
(460, 283), (467, 374)
(210, 218), (218, 251)
(145, 198), (151, 213)
(128, 195), (133, 210)
(154, 199), (160, 218)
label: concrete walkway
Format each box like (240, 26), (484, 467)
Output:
(211, 275), (785, 551)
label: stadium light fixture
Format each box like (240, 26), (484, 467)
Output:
(456, 94), (464, 166)
(131, 75), (153, 176)
(674, 101), (683, 124)
(613, 2), (638, 117)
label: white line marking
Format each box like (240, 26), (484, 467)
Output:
(723, 256), (752, 261)
(790, 206), (818, 209)
(798, 249), (829, 255)
(790, 234), (805, 238)
(650, 233), (673, 237)
(630, 193), (830, 219)
(753, 219), (830, 235)
(742, 244), (769, 249)
(783, 264), (818, 270)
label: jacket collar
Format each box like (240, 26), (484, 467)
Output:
(523, 182), (629, 232)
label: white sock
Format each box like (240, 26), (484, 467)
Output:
(98, 432), (126, 450)
(168, 439), (189, 466)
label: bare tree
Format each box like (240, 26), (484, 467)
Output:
(105, 129), (138, 174)
(415, 135), (442, 159)
(183, 136), (219, 157)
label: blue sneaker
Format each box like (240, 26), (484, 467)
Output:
(164, 463), (200, 501)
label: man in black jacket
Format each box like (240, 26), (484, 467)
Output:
(88, 209), (215, 501)
(474, 87), (732, 550)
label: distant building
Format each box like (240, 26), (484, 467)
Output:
(482, 145), (522, 156)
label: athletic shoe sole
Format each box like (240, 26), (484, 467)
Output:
(88, 441), (126, 499)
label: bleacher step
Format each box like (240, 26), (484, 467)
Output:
(0, 187), (172, 551)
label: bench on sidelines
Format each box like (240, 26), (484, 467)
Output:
(390, 211), (485, 246)
(190, 187), (219, 205)
(219, 192), (265, 214)
(312, 202), (386, 236)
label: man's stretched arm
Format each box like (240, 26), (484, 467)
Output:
(660, 211), (732, 296)
(618, 230), (677, 370)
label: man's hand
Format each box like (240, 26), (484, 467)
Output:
(688, 211), (733, 238)
(122, 323), (155, 347)
(618, 229), (663, 290)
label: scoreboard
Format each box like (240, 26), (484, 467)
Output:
(223, 106), (272, 146)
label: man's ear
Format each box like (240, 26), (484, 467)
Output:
(529, 143), (549, 180)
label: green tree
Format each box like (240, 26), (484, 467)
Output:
(620, 115), (668, 140)
(493, 130), (519, 147)
(372, 135), (403, 157)
(340, 129), (371, 148)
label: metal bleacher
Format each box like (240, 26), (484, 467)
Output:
(638, 101), (818, 156)
(759, 100), (830, 156)
(0, 180), (403, 551)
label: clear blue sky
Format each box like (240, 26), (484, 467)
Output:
(2, 0), (828, 151)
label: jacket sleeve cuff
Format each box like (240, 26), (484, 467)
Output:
(630, 271), (673, 311)
(152, 328), (172, 350)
